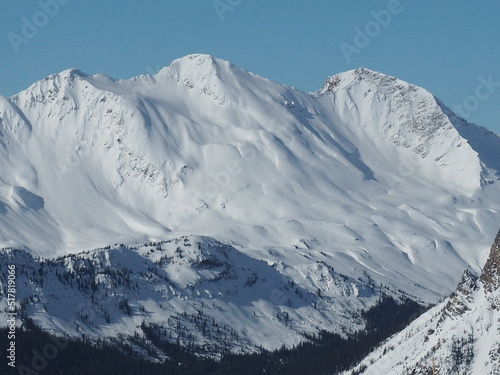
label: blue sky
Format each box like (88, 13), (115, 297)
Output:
(1, 1), (499, 133)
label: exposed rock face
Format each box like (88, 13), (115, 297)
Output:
(439, 229), (500, 323)
(480, 229), (500, 293)
(440, 269), (479, 322)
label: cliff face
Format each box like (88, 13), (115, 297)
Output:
(480, 229), (500, 293)
(440, 269), (478, 321)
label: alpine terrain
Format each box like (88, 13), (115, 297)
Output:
(342, 229), (500, 375)
(0, 54), (499, 366)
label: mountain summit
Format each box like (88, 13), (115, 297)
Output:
(318, 67), (487, 190)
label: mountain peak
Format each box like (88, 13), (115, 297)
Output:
(316, 66), (485, 195)
(157, 53), (233, 80)
(480, 229), (500, 292)
(154, 54), (274, 107)
(11, 68), (90, 102)
(57, 68), (87, 79)
(40, 68), (90, 87)
(317, 67), (400, 94)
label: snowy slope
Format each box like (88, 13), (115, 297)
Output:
(341, 229), (500, 375)
(0, 236), (382, 356)
(0, 54), (499, 354)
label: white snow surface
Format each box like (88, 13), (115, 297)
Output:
(0, 236), (379, 356)
(0, 54), (499, 354)
(340, 283), (500, 375)
(341, 232), (500, 375)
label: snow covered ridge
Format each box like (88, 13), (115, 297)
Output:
(341, 229), (500, 375)
(0, 236), (385, 357)
(0, 54), (499, 354)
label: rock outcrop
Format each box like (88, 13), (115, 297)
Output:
(480, 229), (500, 293)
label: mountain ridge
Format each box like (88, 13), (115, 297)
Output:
(0, 54), (499, 360)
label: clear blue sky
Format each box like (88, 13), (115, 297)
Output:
(1, 1), (499, 133)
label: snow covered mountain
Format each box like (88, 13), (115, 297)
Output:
(0, 54), (499, 355)
(0, 236), (379, 356)
(341, 229), (500, 375)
